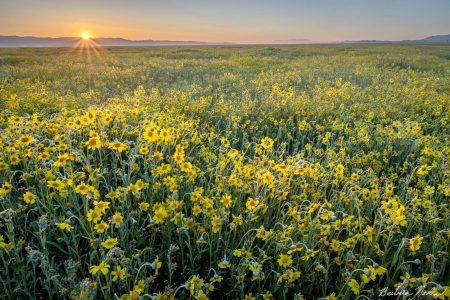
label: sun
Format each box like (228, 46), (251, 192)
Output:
(81, 33), (90, 40)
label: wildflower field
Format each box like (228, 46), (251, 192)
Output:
(0, 45), (449, 299)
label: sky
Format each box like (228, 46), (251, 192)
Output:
(0, 0), (449, 43)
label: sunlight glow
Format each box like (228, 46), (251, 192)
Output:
(82, 33), (90, 40)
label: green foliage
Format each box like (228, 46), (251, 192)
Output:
(0, 45), (449, 299)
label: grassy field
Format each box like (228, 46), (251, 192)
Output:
(0, 45), (449, 299)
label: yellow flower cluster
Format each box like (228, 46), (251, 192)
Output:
(0, 45), (449, 299)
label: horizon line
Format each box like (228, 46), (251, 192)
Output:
(1, 33), (449, 44)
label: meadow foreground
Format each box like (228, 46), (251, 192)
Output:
(0, 45), (449, 299)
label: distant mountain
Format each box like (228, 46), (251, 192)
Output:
(1, 34), (449, 48)
(0, 36), (234, 48)
(0, 36), (79, 47)
(342, 34), (450, 44)
(414, 34), (450, 43)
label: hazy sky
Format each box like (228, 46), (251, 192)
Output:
(1, 0), (449, 42)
